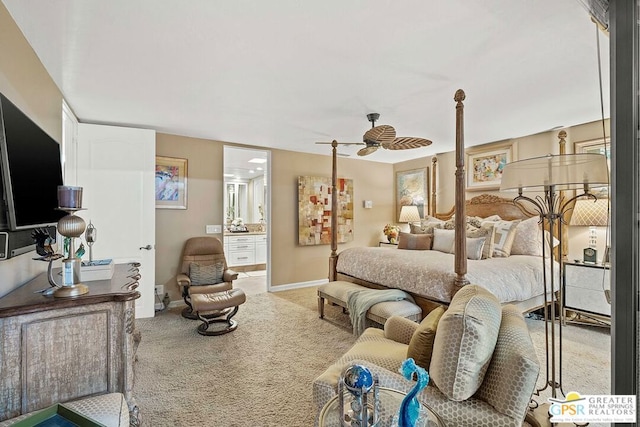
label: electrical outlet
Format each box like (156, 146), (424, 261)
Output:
(155, 285), (164, 295)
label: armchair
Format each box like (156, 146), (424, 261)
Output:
(176, 236), (238, 319)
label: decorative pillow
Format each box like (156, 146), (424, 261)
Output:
(406, 306), (446, 370)
(409, 221), (442, 235)
(490, 220), (520, 257)
(432, 228), (455, 253)
(467, 224), (496, 259)
(444, 215), (483, 230)
(189, 262), (225, 285)
(430, 285), (502, 401)
(398, 232), (432, 250)
(510, 216), (538, 255)
(476, 305), (540, 419)
(465, 237), (486, 260)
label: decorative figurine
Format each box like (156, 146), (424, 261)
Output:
(397, 358), (429, 427)
(338, 364), (380, 427)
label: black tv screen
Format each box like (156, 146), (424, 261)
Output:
(0, 93), (65, 230)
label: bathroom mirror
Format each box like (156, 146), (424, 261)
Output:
(224, 147), (268, 226)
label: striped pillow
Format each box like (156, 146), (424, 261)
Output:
(189, 262), (224, 285)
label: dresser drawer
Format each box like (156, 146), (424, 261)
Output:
(228, 250), (255, 266)
(563, 262), (611, 317)
(226, 235), (255, 244)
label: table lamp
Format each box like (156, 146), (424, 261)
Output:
(399, 205), (421, 224)
(570, 198), (609, 264)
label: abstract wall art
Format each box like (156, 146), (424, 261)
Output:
(298, 176), (353, 245)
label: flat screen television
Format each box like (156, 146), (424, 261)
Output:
(0, 93), (65, 231)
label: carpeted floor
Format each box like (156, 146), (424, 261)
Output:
(134, 285), (611, 426)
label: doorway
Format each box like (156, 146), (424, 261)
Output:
(223, 146), (270, 294)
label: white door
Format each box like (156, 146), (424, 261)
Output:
(76, 123), (156, 318)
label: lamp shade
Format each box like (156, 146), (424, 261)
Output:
(399, 205), (421, 223)
(570, 198), (609, 226)
(500, 153), (609, 192)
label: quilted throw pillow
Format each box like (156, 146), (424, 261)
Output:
(189, 262), (225, 285)
(398, 232), (432, 250)
(430, 285), (502, 401)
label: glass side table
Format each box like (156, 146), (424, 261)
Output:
(318, 387), (445, 427)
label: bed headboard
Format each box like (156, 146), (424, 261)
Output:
(434, 194), (536, 221)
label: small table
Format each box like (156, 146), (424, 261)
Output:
(318, 387), (445, 427)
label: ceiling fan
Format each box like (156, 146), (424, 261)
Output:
(315, 113), (432, 157)
(358, 113), (432, 157)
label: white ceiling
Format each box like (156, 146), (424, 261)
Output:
(2, 0), (609, 164)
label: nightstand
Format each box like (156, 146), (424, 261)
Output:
(378, 241), (398, 248)
(563, 261), (611, 326)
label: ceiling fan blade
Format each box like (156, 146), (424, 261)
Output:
(363, 125), (396, 145)
(383, 137), (433, 150)
(315, 141), (364, 146)
(357, 146), (379, 156)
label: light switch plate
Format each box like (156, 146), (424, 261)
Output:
(363, 200), (373, 209)
(206, 225), (222, 234)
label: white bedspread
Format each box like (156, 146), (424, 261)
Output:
(335, 247), (559, 304)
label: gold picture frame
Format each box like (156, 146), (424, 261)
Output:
(396, 168), (429, 221)
(466, 141), (516, 191)
(155, 156), (188, 209)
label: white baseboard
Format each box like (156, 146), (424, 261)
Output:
(268, 278), (328, 292)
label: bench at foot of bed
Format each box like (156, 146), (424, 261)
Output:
(317, 281), (422, 327)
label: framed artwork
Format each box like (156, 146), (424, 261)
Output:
(396, 168), (429, 221)
(298, 176), (354, 246)
(155, 156), (188, 209)
(575, 138), (610, 198)
(466, 141), (515, 191)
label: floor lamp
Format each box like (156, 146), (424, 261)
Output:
(500, 153), (609, 408)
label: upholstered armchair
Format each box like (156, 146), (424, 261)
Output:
(176, 236), (238, 319)
(313, 285), (540, 427)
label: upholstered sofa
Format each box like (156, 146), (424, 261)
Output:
(312, 285), (540, 427)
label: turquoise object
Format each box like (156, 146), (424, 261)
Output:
(343, 364), (374, 393)
(75, 242), (85, 258)
(398, 358), (429, 427)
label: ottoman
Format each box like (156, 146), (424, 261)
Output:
(189, 288), (247, 336)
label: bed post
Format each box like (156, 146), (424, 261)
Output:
(453, 90), (469, 289)
(431, 156), (437, 216)
(328, 140), (338, 282)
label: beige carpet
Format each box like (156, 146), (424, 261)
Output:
(134, 286), (611, 427)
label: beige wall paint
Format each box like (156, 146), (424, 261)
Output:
(156, 134), (394, 299)
(0, 4), (64, 297)
(155, 133), (224, 300)
(271, 149), (393, 287)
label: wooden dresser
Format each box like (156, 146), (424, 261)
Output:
(0, 263), (141, 425)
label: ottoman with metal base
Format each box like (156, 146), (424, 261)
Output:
(189, 288), (247, 336)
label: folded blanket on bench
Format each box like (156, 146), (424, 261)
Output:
(347, 289), (415, 336)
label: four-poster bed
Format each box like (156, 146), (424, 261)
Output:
(327, 90), (558, 316)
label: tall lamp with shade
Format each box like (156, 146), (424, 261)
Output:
(570, 198), (610, 265)
(499, 153), (609, 411)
